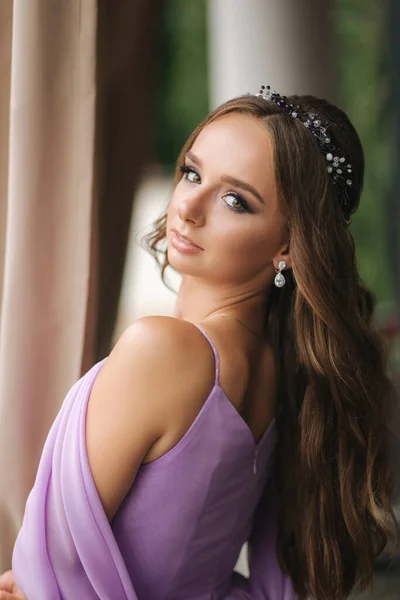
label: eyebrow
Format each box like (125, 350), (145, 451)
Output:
(185, 151), (265, 205)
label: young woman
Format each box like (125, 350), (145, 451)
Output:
(1, 88), (399, 600)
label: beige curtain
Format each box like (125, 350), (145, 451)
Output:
(0, 0), (163, 573)
(0, 0), (97, 572)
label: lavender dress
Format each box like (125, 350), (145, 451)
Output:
(12, 325), (298, 599)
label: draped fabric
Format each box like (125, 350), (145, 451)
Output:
(0, 0), (162, 572)
(0, 0), (97, 572)
(12, 360), (298, 600)
(12, 360), (138, 600)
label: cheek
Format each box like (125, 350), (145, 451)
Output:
(220, 218), (278, 251)
(215, 223), (278, 273)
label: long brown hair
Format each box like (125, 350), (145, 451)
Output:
(143, 95), (400, 599)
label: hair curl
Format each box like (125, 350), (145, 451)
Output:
(143, 94), (400, 600)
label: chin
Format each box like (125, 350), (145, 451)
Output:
(167, 246), (204, 276)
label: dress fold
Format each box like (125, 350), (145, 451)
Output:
(12, 357), (298, 600)
(12, 360), (138, 600)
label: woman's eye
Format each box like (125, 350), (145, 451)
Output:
(179, 165), (201, 183)
(223, 193), (249, 213)
(178, 165), (250, 214)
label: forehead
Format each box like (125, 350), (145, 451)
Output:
(190, 113), (275, 186)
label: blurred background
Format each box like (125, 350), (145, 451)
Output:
(0, 1), (399, 597)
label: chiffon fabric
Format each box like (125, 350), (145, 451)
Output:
(12, 326), (298, 599)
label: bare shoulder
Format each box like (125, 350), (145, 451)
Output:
(115, 315), (216, 380)
(85, 316), (216, 520)
(93, 315), (216, 435)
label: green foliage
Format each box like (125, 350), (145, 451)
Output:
(152, 0), (209, 171)
(334, 0), (395, 303)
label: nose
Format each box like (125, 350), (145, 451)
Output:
(177, 187), (207, 226)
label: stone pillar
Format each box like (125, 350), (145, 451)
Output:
(207, 0), (336, 108)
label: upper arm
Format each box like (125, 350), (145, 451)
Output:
(85, 317), (213, 522)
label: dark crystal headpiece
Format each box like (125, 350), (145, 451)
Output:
(256, 85), (353, 226)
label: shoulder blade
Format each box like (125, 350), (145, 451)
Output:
(85, 316), (215, 520)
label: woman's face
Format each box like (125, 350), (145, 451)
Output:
(166, 113), (289, 288)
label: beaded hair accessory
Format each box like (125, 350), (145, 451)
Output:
(256, 85), (353, 226)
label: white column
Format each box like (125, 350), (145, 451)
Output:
(207, 0), (336, 108)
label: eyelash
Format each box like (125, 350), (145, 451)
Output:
(178, 165), (251, 214)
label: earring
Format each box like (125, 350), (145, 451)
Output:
(274, 260), (287, 288)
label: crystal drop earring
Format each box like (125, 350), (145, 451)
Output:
(274, 260), (287, 288)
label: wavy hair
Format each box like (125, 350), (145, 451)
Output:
(143, 95), (400, 599)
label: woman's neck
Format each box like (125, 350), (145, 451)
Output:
(172, 275), (271, 331)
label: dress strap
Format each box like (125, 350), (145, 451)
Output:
(192, 325), (220, 387)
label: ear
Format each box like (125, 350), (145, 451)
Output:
(273, 240), (292, 271)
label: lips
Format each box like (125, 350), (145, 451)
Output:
(171, 229), (203, 250)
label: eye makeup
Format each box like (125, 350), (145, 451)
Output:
(178, 164), (253, 214)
